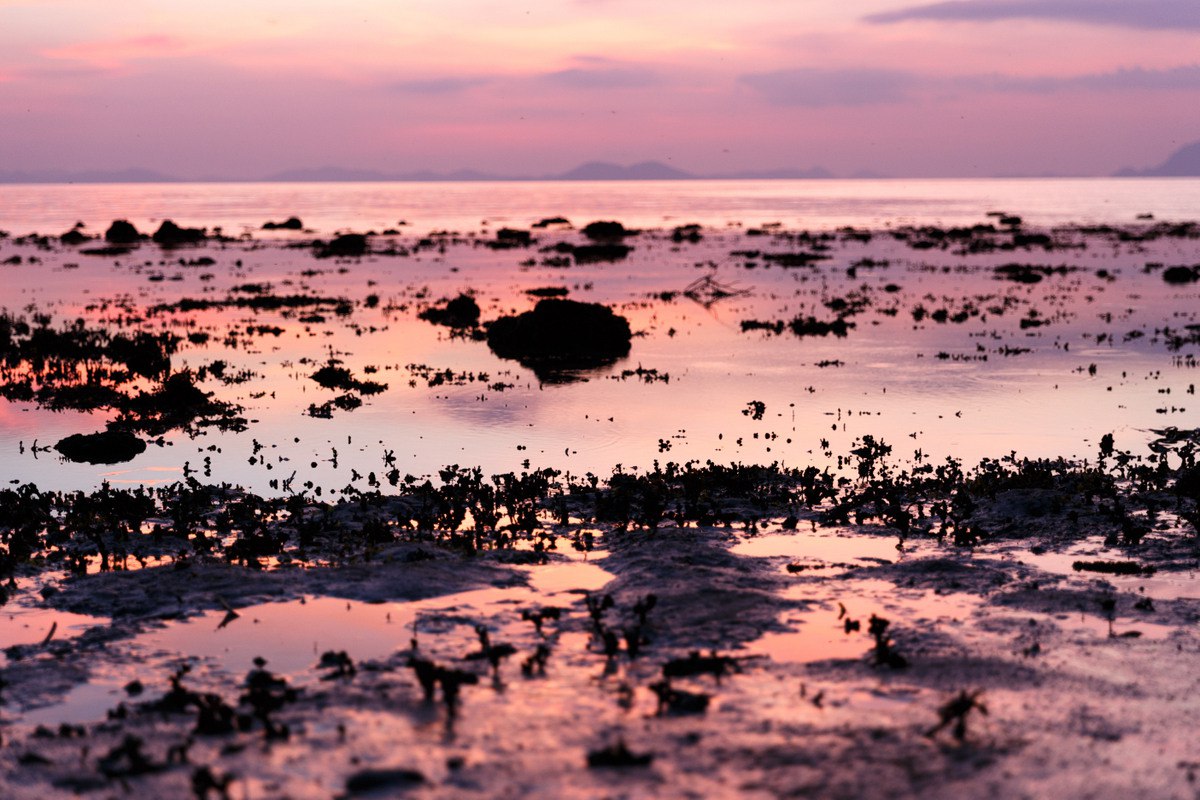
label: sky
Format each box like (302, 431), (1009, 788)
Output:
(1, 0), (1198, 178)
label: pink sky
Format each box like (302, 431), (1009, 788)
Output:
(1, 0), (1198, 177)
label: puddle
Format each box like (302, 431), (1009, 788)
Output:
(17, 558), (617, 728)
(985, 545), (1200, 601)
(730, 527), (905, 570)
(0, 604), (105, 659)
(753, 579), (981, 664)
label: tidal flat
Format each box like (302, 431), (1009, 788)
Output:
(1, 206), (1198, 798)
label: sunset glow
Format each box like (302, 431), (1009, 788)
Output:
(2, 0), (1198, 177)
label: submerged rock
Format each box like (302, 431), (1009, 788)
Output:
(315, 233), (368, 258)
(582, 220), (636, 241)
(1162, 265), (1199, 285)
(54, 430), (146, 464)
(261, 217), (303, 230)
(60, 228), (90, 246)
(345, 767), (425, 795)
(105, 220), (142, 244)
(152, 220), (206, 246)
(419, 294), (480, 327)
(487, 298), (631, 380)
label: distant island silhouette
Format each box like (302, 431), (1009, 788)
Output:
(0, 160), (838, 184)
(5, 145), (1200, 183)
(1115, 139), (1200, 177)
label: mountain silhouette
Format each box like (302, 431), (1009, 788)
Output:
(1116, 139), (1200, 177)
(553, 161), (693, 180)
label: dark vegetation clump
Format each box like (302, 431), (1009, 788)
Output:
(54, 430), (147, 465)
(486, 299), (632, 380)
(261, 217), (303, 230)
(0, 427), (1196, 585)
(419, 294), (480, 328)
(314, 233), (369, 259)
(572, 243), (633, 263)
(105, 219), (143, 244)
(1072, 560), (1155, 576)
(492, 228), (532, 247)
(586, 740), (653, 768)
(310, 361), (387, 395)
(1162, 265), (1199, 285)
(1, 314), (245, 447)
(152, 220), (206, 246)
(582, 220), (637, 241)
(994, 263), (1077, 283)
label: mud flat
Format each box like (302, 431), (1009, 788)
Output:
(1, 215), (1198, 797)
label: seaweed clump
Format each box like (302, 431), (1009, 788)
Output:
(486, 299), (631, 381)
(54, 430), (147, 465)
(419, 294), (480, 328)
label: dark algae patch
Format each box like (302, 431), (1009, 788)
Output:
(53, 430), (146, 464)
(487, 298), (632, 380)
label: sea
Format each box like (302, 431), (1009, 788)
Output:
(1, 177), (1198, 494)
(3, 177), (1200, 234)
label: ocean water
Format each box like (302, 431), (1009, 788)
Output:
(1, 178), (1198, 494)
(3, 177), (1200, 235)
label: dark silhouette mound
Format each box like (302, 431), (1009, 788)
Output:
(419, 294), (480, 327)
(262, 217), (303, 230)
(582, 220), (637, 241)
(105, 219), (142, 244)
(315, 233), (368, 259)
(152, 220), (206, 246)
(55, 430), (146, 464)
(487, 299), (631, 381)
(1163, 265), (1199, 285)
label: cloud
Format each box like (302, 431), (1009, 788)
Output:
(42, 34), (190, 69)
(964, 64), (1200, 92)
(389, 76), (490, 94)
(738, 63), (1200, 108)
(865, 0), (1200, 31)
(540, 66), (659, 89)
(738, 68), (917, 107)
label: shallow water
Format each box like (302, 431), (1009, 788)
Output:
(2, 212), (1197, 495)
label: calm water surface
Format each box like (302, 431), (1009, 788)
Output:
(4, 177), (1200, 234)
(1, 178), (1198, 494)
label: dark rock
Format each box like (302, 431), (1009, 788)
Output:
(586, 741), (654, 768)
(487, 299), (631, 380)
(345, 767), (426, 794)
(419, 294), (480, 327)
(573, 243), (632, 263)
(152, 220), (206, 246)
(496, 228), (532, 245)
(315, 233), (368, 259)
(1163, 265), (1199, 285)
(531, 216), (570, 228)
(582, 220), (636, 241)
(262, 217), (303, 230)
(105, 220), (142, 244)
(60, 229), (89, 246)
(54, 430), (146, 464)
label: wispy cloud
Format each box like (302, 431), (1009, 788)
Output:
(540, 65), (659, 89)
(956, 65), (1200, 94)
(42, 34), (190, 69)
(865, 0), (1200, 31)
(390, 76), (490, 94)
(739, 63), (1200, 106)
(738, 68), (917, 107)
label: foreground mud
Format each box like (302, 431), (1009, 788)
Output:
(1, 449), (1198, 799)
